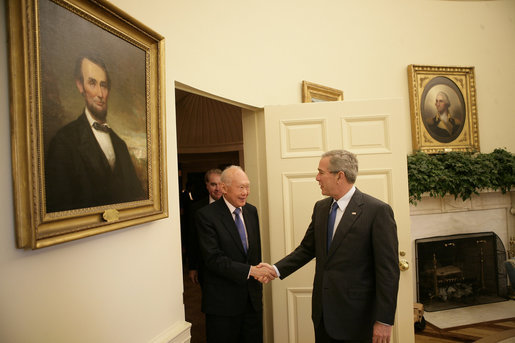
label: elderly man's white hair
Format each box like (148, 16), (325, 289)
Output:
(220, 165), (246, 186)
(436, 91), (451, 107)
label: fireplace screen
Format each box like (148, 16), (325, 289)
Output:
(415, 232), (508, 312)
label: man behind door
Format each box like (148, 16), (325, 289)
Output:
(195, 166), (274, 343)
(186, 168), (223, 284)
(262, 150), (400, 343)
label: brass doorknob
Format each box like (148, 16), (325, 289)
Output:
(399, 259), (409, 271)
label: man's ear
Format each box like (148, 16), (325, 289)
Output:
(338, 171), (347, 182)
(76, 79), (84, 94)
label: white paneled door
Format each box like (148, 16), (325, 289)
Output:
(262, 99), (415, 343)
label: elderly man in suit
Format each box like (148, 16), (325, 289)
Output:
(45, 54), (145, 212)
(196, 165), (274, 343)
(260, 150), (400, 343)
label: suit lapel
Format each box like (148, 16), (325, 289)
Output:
(242, 206), (255, 255)
(110, 130), (127, 172)
(327, 189), (364, 258)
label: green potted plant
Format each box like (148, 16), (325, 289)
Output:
(407, 148), (515, 205)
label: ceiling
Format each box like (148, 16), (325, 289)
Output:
(175, 89), (243, 154)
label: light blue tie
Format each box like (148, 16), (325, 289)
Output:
(233, 208), (248, 253)
(327, 201), (339, 250)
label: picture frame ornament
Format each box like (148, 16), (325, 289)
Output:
(302, 81), (343, 103)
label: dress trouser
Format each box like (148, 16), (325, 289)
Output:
(315, 316), (372, 343)
(205, 297), (262, 343)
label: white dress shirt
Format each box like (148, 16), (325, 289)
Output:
(85, 108), (115, 169)
(330, 186), (356, 239)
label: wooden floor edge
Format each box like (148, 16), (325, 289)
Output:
(439, 318), (515, 331)
(473, 328), (515, 343)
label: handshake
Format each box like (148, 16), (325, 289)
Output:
(250, 263), (278, 284)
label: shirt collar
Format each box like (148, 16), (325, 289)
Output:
(223, 196), (239, 214)
(84, 107), (109, 129)
(334, 185), (356, 208)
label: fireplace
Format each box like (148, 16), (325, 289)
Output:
(415, 232), (508, 312)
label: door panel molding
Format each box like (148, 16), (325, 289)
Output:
(341, 114), (392, 154)
(280, 119), (328, 158)
(287, 287), (315, 343)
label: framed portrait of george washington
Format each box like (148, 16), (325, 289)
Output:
(408, 65), (479, 154)
(6, 0), (168, 249)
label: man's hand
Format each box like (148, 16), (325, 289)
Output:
(189, 270), (199, 284)
(257, 262), (277, 274)
(372, 322), (392, 343)
(250, 263), (277, 284)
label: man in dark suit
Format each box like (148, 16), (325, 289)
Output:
(196, 166), (274, 343)
(260, 150), (400, 343)
(45, 54), (145, 212)
(186, 168), (223, 284)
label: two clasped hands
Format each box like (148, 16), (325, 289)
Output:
(249, 263), (277, 284)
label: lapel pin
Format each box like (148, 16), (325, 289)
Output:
(352, 212), (357, 215)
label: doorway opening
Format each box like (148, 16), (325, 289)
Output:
(176, 87), (245, 343)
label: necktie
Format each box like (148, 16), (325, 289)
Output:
(327, 201), (339, 250)
(93, 121), (110, 133)
(233, 208), (248, 253)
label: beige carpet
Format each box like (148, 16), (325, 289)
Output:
(423, 300), (515, 329)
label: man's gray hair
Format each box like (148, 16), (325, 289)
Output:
(221, 165), (245, 186)
(205, 168), (222, 183)
(322, 150), (358, 184)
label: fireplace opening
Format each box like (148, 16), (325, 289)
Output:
(415, 232), (508, 312)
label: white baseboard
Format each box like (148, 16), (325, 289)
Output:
(149, 320), (192, 343)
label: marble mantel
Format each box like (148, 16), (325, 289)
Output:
(409, 190), (515, 302)
(410, 190), (515, 250)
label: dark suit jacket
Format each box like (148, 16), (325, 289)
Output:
(426, 114), (462, 143)
(275, 188), (400, 340)
(187, 196), (209, 271)
(196, 198), (263, 316)
(45, 112), (145, 212)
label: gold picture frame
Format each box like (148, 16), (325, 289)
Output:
(6, 0), (168, 249)
(408, 65), (479, 153)
(302, 81), (343, 103)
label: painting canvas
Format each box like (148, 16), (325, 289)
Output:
(40, 0), (149, 212)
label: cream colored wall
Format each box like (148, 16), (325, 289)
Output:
(1, 0), (514, 342)
(0, 1), (186, 342)
(124, 0), (515, 153)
